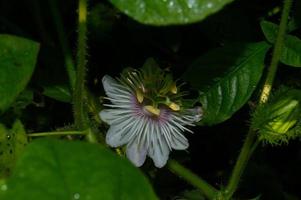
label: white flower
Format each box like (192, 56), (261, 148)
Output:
(100, 70), (202, 168)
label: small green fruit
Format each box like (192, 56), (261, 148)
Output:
(251, 88), (301, 145)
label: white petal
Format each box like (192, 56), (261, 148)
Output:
(126, 139), (147, 167)
(160, 123), (172, 150)
(105, 116), (137, 147)
(99, 109), (128, 125)
(102, 75), (132, 100)
(106, 126), (129, 147)
(139, 118), (154, 149)
(165, 123), (189, 150)
(182, 107), (203, 123)
(148, 124), (170, 168)
(160, 122), (188, 150)
(170, 114), (194, 133)
(99, 109), (115, 125)
(170, 135), (189, 150)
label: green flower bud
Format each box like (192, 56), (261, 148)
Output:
(266, 98), (299, 134)
(251, 88), (301, 145)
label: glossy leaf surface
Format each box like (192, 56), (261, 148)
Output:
(0, 35), (39, 113)
(0, 139), (158, 200)
(184, 42), (270, 125)
(109, 0), (235, 25)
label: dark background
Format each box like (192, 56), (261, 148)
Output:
(0, 0), (301, 199)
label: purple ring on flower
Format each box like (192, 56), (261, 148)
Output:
(100, 67), (202, 168)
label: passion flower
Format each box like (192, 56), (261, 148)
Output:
(99, 59), (202, 167)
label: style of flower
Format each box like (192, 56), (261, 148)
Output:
(99, 60), (202, 168)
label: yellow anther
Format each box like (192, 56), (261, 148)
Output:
(169, 102), (180, 111)
(136, 90), (144, 103)
(144, 105), (161, 116)
(115, 148), (124, 156)
(170, 84), (177, 94)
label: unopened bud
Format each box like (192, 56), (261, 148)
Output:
(266, 98), (299, 134)
(253, 88), (301, 144)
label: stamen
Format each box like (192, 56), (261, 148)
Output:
(144, 105), (161, 116)
(170, 83), (177, 94)
(136, 90), (144, 103)
(169, 102), (180, 111)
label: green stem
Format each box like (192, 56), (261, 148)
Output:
(84, 128), (98, 143)
(224, 0), (293, 199)
(259, 0), (293, 104)
(28, 130), (86, 137)
(48, 0), (76, 89)
(167, 160), (218, 200)
(224, 130), (257, 199)
(73, 0), (89, 129)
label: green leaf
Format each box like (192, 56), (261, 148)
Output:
(12, 89), (33, 110)
(184, 42), (270, 125)
(89, 3), (117, 37)
(10, 120), (28, 157)
(0, 34), (39, 113)
(281, 35), (301, 67)
(0, 120), (27, 178)
(109, 0), (235, 25)
(260, 21), (278, 43)
(0, 139), (158, 200)
(43, 84), (72, 103)
(260, 21), (301, 67)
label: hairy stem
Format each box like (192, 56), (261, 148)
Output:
(259, 0), (293, 104)
(224, 0), (293, 199)
(167, 160), (218, 200)
(224, 130), (257, 199)
(28, 130), (86, 137)
(73, 0), (89, 129)
(48, 0), (76, 89)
